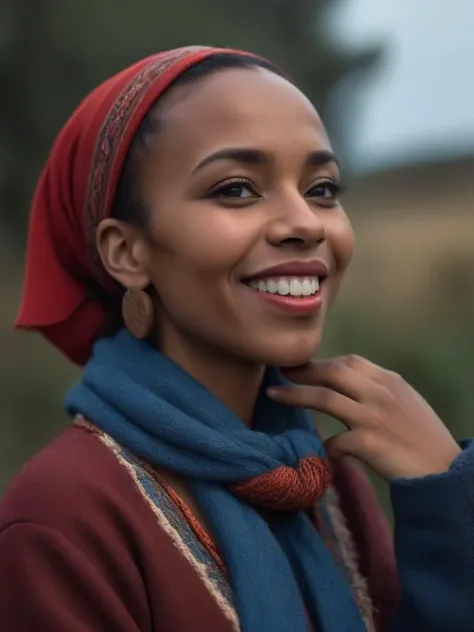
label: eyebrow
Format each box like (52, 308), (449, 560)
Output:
(191, 147), (339, 174)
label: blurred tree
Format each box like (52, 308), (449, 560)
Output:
(0, 0), (380, 240)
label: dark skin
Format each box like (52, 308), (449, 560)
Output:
(269, 358), (461, 479)
(97, 68), (352, 421)
(96, 67), (461, 526)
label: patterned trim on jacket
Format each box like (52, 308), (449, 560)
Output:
(76, 418), (375, 631)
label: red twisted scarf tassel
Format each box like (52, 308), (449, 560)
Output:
(230, 457), (332, 512)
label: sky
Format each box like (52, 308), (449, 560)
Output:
(330, 0), (474, 171)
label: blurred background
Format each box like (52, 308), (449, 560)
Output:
(1, 0), (473, 515)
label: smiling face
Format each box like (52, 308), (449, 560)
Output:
(98, 65), (354, 370)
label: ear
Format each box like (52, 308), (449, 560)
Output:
(95, 218), (151, 290)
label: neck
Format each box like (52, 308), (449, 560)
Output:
(157, 330), (264, 427)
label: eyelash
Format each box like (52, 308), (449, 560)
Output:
(307, 180), (345, 199)
(208, 177), (256, 199)
(208, 177), (345, 201)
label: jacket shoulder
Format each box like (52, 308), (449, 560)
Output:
(0, 425), (136, 532)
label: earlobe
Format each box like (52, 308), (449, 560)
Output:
(95, 218), (151, 290)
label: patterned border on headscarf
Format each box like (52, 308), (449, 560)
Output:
(85, 46), (208, 275)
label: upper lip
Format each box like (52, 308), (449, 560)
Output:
(242, 259), (329, 282)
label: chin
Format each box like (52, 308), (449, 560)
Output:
(253, 331), (323, 368)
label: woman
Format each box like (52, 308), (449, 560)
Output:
(0, 46), (471, 632)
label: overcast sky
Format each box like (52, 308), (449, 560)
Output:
(330, 0), (474, 170)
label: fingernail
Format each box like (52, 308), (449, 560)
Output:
(266, 387), (280, 397)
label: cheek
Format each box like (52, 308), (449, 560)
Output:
(329, 211), (354, 274)
(325, 212), (354, 306)
(147, 210), (259, 353)
(148, 209), (259, 313)
(151, 206), (261, 278)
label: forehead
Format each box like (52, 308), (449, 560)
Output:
(157, 67), (331, 156)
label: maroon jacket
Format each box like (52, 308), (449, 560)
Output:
(0, 425), (399, 631)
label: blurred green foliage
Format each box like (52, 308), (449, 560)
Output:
(319, 308), (474, 517)
(0, 0), (380, 238)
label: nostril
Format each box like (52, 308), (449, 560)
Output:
(280, 237), (306, 245)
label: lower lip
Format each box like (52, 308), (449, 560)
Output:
(244, 286), (323, 315)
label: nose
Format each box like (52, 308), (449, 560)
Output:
(265, 192), (327, 250)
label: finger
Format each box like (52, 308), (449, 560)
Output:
(281, 359), (380, 403)
(267, 385), (368, 430)
(325, 429), (372, 462)
(326, 430), (394, 479)
(319, 355), (395, 386)
(284, 355), (387, 381)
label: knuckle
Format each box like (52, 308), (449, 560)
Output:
(343, 354), (364, 369)
(392, 371), (405, 385)
(385, 368), (404, 383)
(373, 409), (385, 427)
(322, 359), (343, 380)
(316, 387), (332, 408)
(373, 367), (402, 388)
(356, 430), (379, 454)
(366, 406), (385, 428)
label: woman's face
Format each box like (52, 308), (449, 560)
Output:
(108, 67), (354, 367)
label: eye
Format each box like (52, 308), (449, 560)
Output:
(208, 178), (259, 200)
(306, 179), (344, 203)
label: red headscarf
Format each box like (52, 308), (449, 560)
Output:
(15, 46), (257, 365)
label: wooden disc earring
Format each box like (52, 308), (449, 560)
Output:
(121, 288), (154, 339)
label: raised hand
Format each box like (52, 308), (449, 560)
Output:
(268, 355), (462, 480)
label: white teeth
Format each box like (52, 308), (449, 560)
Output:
(289, 279), (302, 296)
(301, 279), (313, 296)
(267, 279), (278, 294)
(277, 279), (290, 295)
(247, 276), (320, 297)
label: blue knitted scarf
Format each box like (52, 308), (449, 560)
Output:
(65, 330), (366, 632)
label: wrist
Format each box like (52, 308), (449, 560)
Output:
(398, 445), (463, 480)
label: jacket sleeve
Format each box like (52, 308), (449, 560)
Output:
(390, 440), (474, 632)
(0, 520), (147, 632)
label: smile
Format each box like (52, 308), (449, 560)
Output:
(245, 276), (319, 297)
(242, 275), (324, 316)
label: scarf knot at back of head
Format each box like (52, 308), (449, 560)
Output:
(15, 46), (247, 365)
